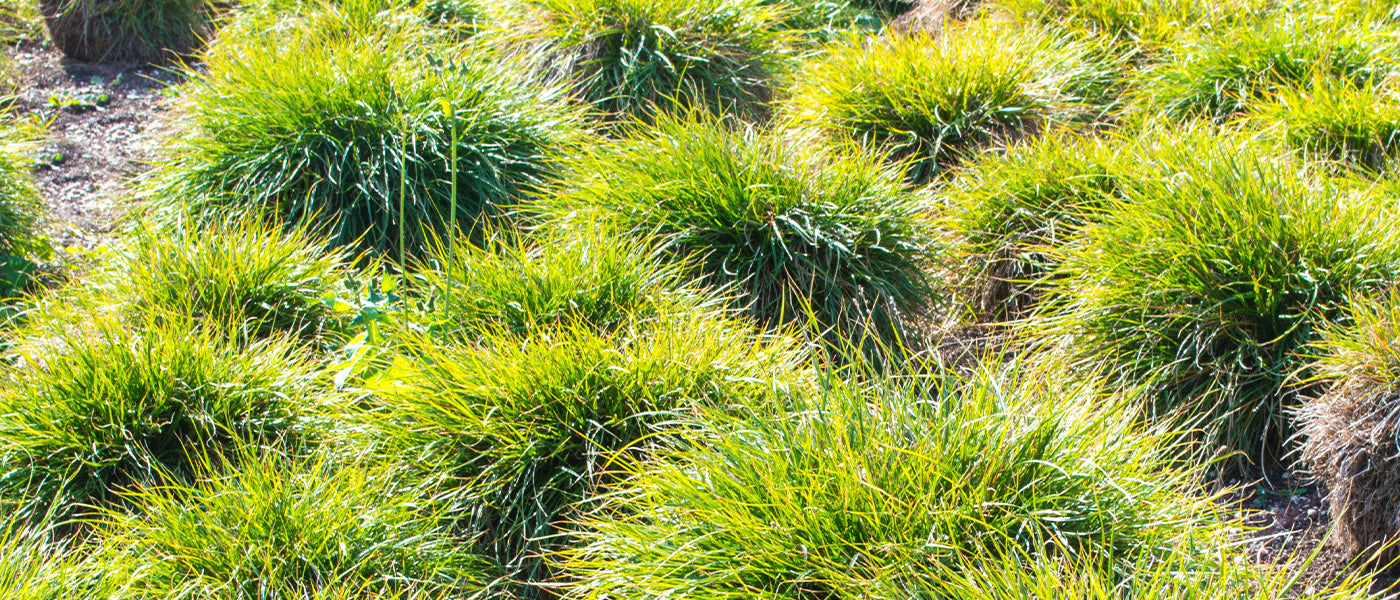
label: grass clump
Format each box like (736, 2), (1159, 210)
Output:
(0, 316), (330, 519)
(1134, 15), (1394, 123)
(991, 0), (1268, 49)
(225, 0), (490, 43)
(39, 0), (220, 63)
(365, 309), (807, 589)
(1298, 288), (1400, 565)
(16, 220), (356, 350)
(151, 13), (584, 259)
(536, 114), (934, 349)
(1252, 79), (1400, 173)
(410, 222), (704, 343)
(941, 131), (1135, 322)
(524, 0), (792, 121)
(784, 20), (1115, 183)
(562, 365), (1222, 598)
(114, 220), (354, 342)
(95, 450), (491, 599)
(1041, 129), (1400, 465)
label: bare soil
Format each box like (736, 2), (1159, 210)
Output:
(7, 39), (180, 251)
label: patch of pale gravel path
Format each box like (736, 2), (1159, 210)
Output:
(7, 39), (182, 251)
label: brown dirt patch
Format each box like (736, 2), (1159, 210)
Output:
(7, 38), (180, 251)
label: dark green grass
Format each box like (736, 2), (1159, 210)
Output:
(95, 449), (492, 599)
(1252, 78), (1400, 173)
(765, 0), (886, 40)
(524, 0), (792, 121)
(39, 0), (221, 63)
(535, 114), (935, 350)
(1038, 128), (1400, 466)
(408, 221), (710, 343)
(940, 130), (1137, 321)
(784, 20), (1117, 183)
(149, 11), (585, 259)
(1133, 14), (1396, 123)
(362, 309), (808, 591)
(0, 316), (332, 520)
(562, 364), (1225, 598)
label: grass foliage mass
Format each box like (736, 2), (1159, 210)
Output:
(784, 20), (1115, 182)
(1043, 129), (1400, 463)
(0, 316), (330, 519)
(537, 114), (934, 348)
(564, 366), (1222, 598)
(152, 10), (584, 258)
(526, 0), (791, 121)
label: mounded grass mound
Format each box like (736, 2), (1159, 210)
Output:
(95, 450), (491, 599)
(1253, 79), (1400, 173)
(992, 0), (1267, 49)
(410, 222), (707, 343)
(783, 20), (1115, 183)
(1133, 15), (1395, 123)
(524, 0), (792, 121)
(536, 115), (935, 349)
(941, 131), (1136, 322)
(40, 0), (221, 64)
(563, 366), (1222, 598)
(768, 0), (886, 40)
(225, 0), (490, 44)
(364, 309), (808, 589)
(17, 220), (355, 349)
(1041, 129), (1400, 465)
(150, 11), (585, 259)
(0, 316), (331, 519)
(1299, 289), (1400, 564)
(116, 220), (355, 342)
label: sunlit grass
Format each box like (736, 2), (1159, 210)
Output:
(535, 114), (936, 351)
(783, 19), (1118, 183)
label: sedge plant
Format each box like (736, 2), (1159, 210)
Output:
(783, 19), (1117, 183)
(1133, 14), (1396, 123)
(14, 219), (357, 349)
(990, 0), (1270, 51)
(150, 12), (585, 259)
(523, 0), (792, 121)
(93, 448), (493, 600)
(562, 363), (1227, 598)
(407, 221), (708, 343)
(0, 116), (46, 300)
(535, 114), (936, 351)
(940, 130), (1137, 322)
(1038, 127), (1400, 466)
(39, 0), (221, 63)
(1252, 77), (1400, 174)
(361, 308), (809, 591)
(1298, 288), (1400, 565)
(0, 315), (333, 520)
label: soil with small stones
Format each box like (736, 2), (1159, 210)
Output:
(7, 39), (181, 251)
(1227, 472), (1400, 597)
